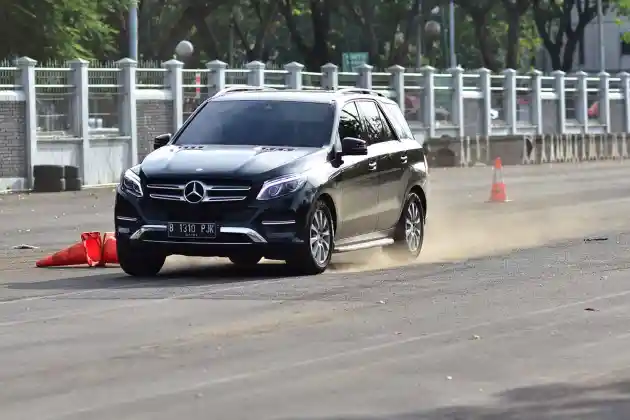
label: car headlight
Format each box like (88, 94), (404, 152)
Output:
(121, 166), (143, 198)
(256, 174), (307, 200)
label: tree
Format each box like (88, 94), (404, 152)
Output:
(501, 0), (532, 69)
(453, 0), (502, 70)
(0, 0), (126, 61)
(532, 0), (613, 71)
(279, 0), (337, 69)
(231, 0), (280, 62)
(452, 0), (540, 71)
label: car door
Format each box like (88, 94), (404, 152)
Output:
(333, 101), (379, 240)
(381, 100), (427, 218)
(355, 100), (404, 232)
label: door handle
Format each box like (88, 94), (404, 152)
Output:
(400, 155), (408, 164)
(368, 161), (377, 171)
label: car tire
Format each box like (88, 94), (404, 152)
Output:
(383, 192), (425, 263)
(117, 239), (166, 277)
(63, 165), (80, 179)
(64, 177), (83, 192)
(33, 177), (66, 193)
(33, 164), (64, 179)
(285, 200), (334, 275)
(229, 254), (262, 267)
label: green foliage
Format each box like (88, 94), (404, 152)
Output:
(0, 0), (619, 72)
(1, 0), (126, 61)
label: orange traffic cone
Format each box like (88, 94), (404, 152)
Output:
(488, 157), (509, 203)
(98, 232), (119, 266)
(36, 232), (103, 267)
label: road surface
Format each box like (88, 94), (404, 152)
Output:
(2, 161), (630, 419)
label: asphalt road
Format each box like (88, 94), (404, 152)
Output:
(2, 161), (630, 419)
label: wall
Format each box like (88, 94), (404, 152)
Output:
(136, 90), (174, 163)
(0, 91), (27, 190)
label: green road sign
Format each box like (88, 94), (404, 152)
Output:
(342, 52), (368, 72)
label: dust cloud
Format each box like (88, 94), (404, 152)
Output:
(166, 184), (630, 275)
(330, 195), (630, 274)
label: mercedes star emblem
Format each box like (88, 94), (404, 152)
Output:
(183, 181), (205, 203)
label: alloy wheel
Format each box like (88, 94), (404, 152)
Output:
(309, 207), (332, 266)
(404, 199), (423, 253)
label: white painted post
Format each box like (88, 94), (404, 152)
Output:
(162, 59), (184, 130)
(117, 58), (138, 168)
(321, 63), (339, 90)
(69, 59), (89, 182)
(284, 62), (304, 89)
(207, 60), (227, 97)
(16, 57), (37, 189)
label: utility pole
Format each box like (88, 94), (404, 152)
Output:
(416, 4), (423, 69)
(597, 0), (605, 71)
(449, 0), (456, 68)
(129, 0), (139, 60)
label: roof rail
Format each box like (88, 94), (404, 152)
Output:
(336, 87), (387, 98)
(211, 85), (276, 99)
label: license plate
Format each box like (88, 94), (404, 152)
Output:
(167, 222), (217, 239)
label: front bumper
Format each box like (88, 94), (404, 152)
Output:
(128, 224), (267, 243)
(114, 189), (310, 258)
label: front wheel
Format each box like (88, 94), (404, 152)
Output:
(285, 200), (334, 275)
(383, 192), (425, 263)
(117, 239), (166, 277)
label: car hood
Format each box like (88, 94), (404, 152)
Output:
(140, 145), (320, 180)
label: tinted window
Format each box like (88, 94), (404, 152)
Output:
(377, 105), (397, 141)
(174, 100), (335, 148)
(338, 102), (363, 140)
(356, 101), (386, 145)
(382, 102), (414, 140)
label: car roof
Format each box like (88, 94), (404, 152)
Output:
(210, 89), (397, 105)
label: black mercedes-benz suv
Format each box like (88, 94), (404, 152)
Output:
(114, 86), (429, 276)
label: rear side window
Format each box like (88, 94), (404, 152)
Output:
(355, 100), (388, 146)
(382, 102), (414, 140)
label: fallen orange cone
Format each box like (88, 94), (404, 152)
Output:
(36, 232), (103, 267)
(488, 157), (509, 203)
(98, 232), (118, 266)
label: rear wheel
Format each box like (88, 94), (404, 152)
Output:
(383, 192), (425, 263)
(117, 239), (166, 277)
(228, 254), (262, 267)
(285, 200), (333, 275)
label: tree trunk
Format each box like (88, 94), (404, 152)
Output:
(504, 9), (521, 69)
(310, 0), (332, 68)
(472, 14), (498, 71)
(561, 36), (578, 71)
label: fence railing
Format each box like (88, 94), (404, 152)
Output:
(2, 57), (629, 141)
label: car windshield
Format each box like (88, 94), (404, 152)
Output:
(174, 99), (335, 148)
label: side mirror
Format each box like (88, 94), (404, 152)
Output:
(341, 137), (368, 156)
(153, 133), (172, 150)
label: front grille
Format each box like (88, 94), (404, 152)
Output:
(146, 180), (252, 203)
(141, 200), (255, 223)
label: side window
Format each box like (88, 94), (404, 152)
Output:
(376, 104), (397, 141)
(338, 102), (363, 140)
(382, 103), (414, 140)
(355, 100), (386, 145)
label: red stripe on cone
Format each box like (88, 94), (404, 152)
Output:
(488, 157), (509, 203)
(35, 232), (103, 268)
(99, 232), (118, 266)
